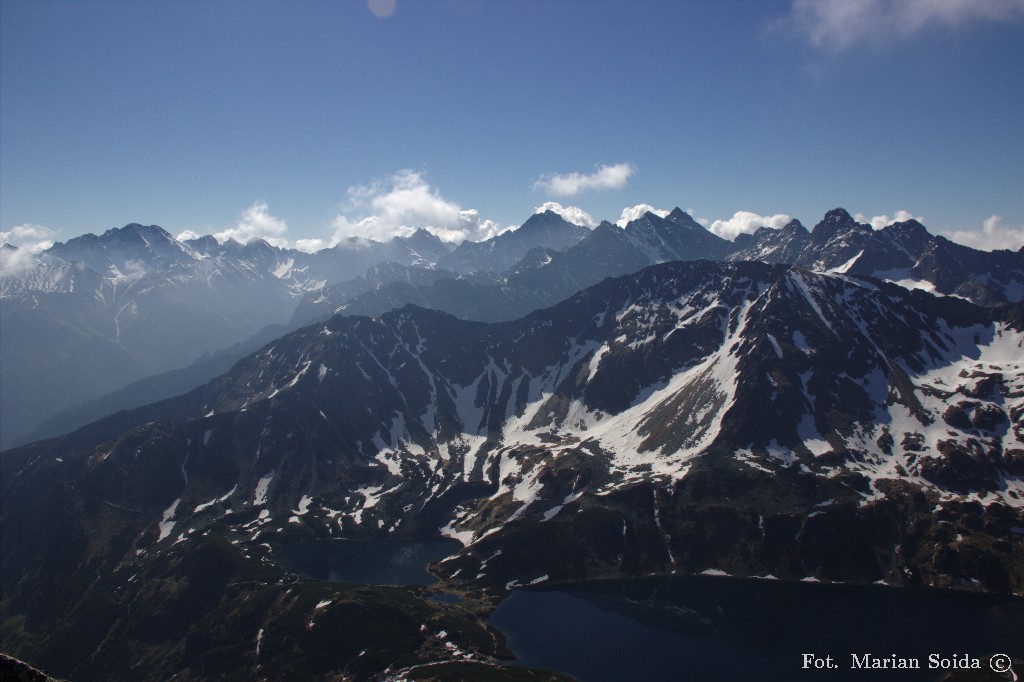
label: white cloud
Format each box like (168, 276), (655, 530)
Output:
(853, 209), (924, 230)
(176, 229), (201, 241)
(535, 201), (597, 228)
(782, 0), (1024, 52)
(368, 0), (396, 19)
(331, 169), (506, 244)
(458, 209), (512, 241)
(0, 224), (59, 275)
(944, 214), (1024, 251)
(214, 201), (290, 248)
(0, 246), (37, 275)
(533, 163), (635, 197)
(708, 211), (792, 240)
(0, 223), (57, 253)
(294, 238), (328, 254)
(616, 204), (670, 227)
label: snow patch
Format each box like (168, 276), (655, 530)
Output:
(829, 251), (863, 274)
(194, 484), (237, 514)
(294, 494), (313, 515)
(253, 471), (275, 506)
(157, 498), (180, 541)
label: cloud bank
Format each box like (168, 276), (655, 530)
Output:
(944, 215), (1024, 252)
(534, 201), (597, 228)
(214, 201), (290, 248)
(708, 211), (792, 240)
(534, 163), (635, 197)
(332, 169), (508, 244)
(0, 224), (57, 275)
(294, 238), (328, 253)
(616, 204), (670, 227)
(0, 223), (57, 253)
(782, 0), (1024, 51)
(853, 209), (924, 230)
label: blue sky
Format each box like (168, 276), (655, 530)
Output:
(2, 0), (1023, 252)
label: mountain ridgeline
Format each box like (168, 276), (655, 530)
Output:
(4, 208), (1022, 449)
(5, 261), (1021, 593)
(3, 249), (1024, 679)
(295, 207), (1024, 326)
(0, 222), (453, 448)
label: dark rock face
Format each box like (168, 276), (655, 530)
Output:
(437, 211), (590, 274)
(0, 653), (64, 682)
(728, 210), (1024, 306)
(7, 201), (1023, 440)
(5, 261), (1021, 584)
(300, 208), (1024, 352)
(295, 209), (741, 337)
(732, 219), (810, 265)
(622, 209), (731, 263)
(13, 206), (1017, 452)
(3, 259), (1023, 679)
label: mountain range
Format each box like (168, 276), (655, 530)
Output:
(2, 257), (1022, 679)
(5, 208), (1022, 451)
(3, 198), (1024, 679)
(0, 224), (452, 448)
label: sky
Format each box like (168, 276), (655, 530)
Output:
(2, 0), (1023, 253)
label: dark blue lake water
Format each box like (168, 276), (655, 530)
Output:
(273, 540), (1022, 681)
(489, 576), (1024, 682)
(274, 538), (461, 585)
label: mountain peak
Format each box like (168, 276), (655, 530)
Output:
(102, 223), (175, 242)
(184, 235), (221, 253)
(511, 210), (589, 242)
(622, 208), (730, 263)
(520, 210), (575, 231)
(665, 207), (701, 227)
(889, 217), (927, 231)
(434, 210), (587, 274)
(402, 227), (445, 246)
(44, 222), (195, 273)
(823, 207), (854, 223)
(593, 220), (622, 234)
(241, 237), (274, 252)
(882, 217), (930, 245)
(811, 208), (869, 241)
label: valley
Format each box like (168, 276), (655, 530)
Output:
(3, 209), (1023, 680)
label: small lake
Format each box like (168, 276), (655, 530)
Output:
(490, 576), (1024, 682)
(274, 537), (462, 585)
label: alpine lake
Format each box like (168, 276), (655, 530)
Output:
(274, 538), (1024, 682)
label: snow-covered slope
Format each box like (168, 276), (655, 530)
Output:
(6, 260), (1021, 594)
